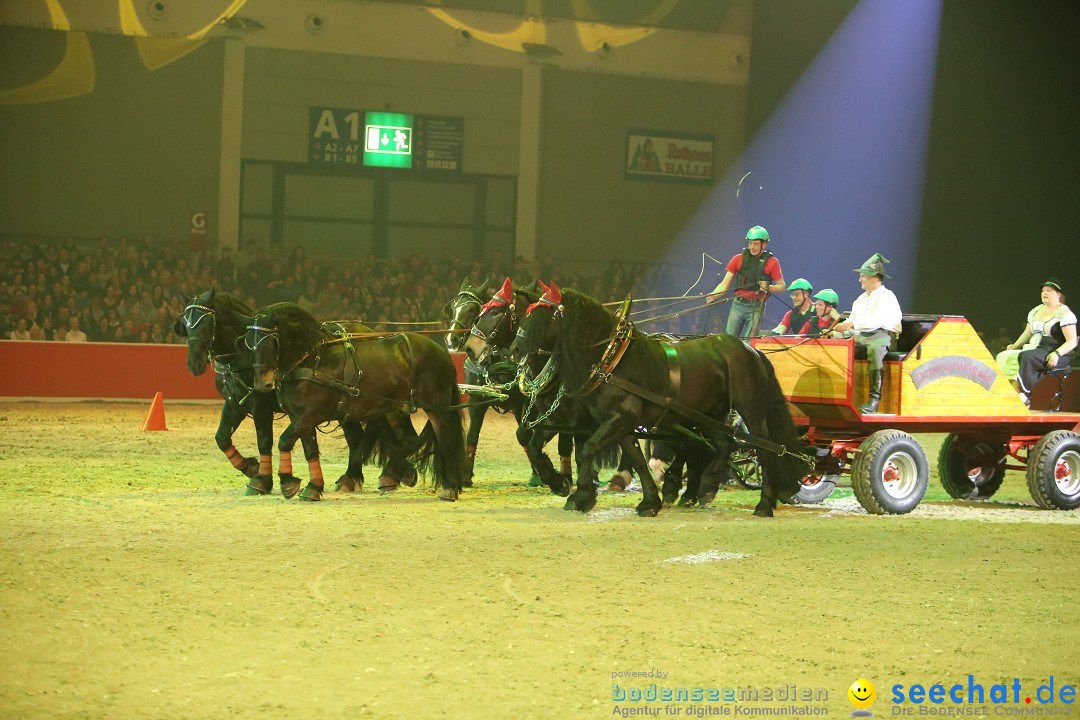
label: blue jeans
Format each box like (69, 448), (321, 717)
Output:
(726, 299), (764, 340)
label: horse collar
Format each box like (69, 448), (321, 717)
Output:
(582, 317), (634, 394)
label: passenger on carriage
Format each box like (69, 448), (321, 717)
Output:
(823, 253), (902, 414)
(797, 289), (841, 337)
(764, 277), (815, 336)
(994, 279), (1076, 408)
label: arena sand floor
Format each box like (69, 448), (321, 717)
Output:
(1, 401), (1077, 720)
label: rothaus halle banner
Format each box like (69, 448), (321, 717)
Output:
(626, 129), (714, 183)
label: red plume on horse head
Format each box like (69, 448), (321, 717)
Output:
(480, 277), (513, 313)
(529, 280), (562, 316)
(540, 280), (561, 305)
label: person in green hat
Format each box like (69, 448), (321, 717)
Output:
(994, 279), (1076, 407)
(797, 288), (842, 337)
(706, 225), (786, 339)
(764, 277), (815, 336)
(825, 253), (902, 413)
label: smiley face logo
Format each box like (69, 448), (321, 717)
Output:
(848, 678), (877, 709)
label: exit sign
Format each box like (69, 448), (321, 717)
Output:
(309, 107), (461, 171)
(363, 112), (413, 168)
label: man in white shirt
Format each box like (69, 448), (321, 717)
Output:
(64, 316), (88, 342)
(825, 253), (902, 413)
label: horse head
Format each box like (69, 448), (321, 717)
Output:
(511, 280), (563, 362)
(443, 277), (489, 351)
(465, 277), (517, 364)
(178, 288), (218, 376)
(244, 312), (281, 392)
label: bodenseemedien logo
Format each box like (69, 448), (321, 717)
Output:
(849, 678), (877, 717)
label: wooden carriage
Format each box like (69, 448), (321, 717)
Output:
(751, 316), (1080, 514)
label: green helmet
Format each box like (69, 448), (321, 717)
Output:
(745, 225), (770, 242)
(814, 289), (839, 306)
(788, 278), (812, 293)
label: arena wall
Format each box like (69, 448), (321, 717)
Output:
(0, 342), (467, 402)
(539, 68), (745, 265)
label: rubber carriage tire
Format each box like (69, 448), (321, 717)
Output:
(937, 433), (1007, 500)
(1025, 430), (1080, 510)
(850, 429), (929, 515)
(791, 474), (838, 504)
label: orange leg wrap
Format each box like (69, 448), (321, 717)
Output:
(223, 445), (246, 469)
(308, 459), (324, 488)
(279, 451), (292, 476)
(258, 454), (272, 476)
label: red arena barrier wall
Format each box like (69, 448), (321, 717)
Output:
(0, 341), (468, 401)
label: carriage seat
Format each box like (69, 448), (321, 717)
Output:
(883, 314), (942, 362)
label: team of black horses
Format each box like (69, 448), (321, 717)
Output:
(176, 278), (807, 517)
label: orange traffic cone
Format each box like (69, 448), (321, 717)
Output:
(140, 391), (168, 431)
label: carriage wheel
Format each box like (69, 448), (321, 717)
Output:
(791, 474), (838, 504)
(730, 448), (763, 490)
(727, 414), (763, 490)
(850, 430), (929, 515)
(1025, 430), (1080, 510)
(937, 434), (1006, 500)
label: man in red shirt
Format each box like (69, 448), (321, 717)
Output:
(706, 226), (786, 339)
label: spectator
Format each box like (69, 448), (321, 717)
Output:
(65, 316), (88, 342)
(9, 318), (31, 340)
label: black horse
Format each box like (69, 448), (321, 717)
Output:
(446, 277), (574, 492)
(174, 289), (287, 495)
(245, 303), (467, 502)
(176, 289), (389, 497)
(510, 283), (803, 517)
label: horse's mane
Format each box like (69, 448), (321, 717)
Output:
(554, 289), (616, 391)
(212, 292), (255, 350)
(214, 292), (253, 316)
(554, 289), (668, 394)
(262, 303), (324, 368)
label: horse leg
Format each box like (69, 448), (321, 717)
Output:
(424, 408), (467, 502)
(276, 421), (304, 499)
(557, 432), (574, 480)
(620, 437), (662, 517)
(662, 447), (685, 506)
(523, 428), (570, 496)
(513, 421), (546, 487)
(245, 397), (276, 495)
(681, 446), (709, 507)
(695, 439), (734, 508)
(297, 431), (324, 502)
(566, 415), (625, 513)
(464, 401), (488, 487)
(215, 402), (258, 481)
(739, 413), (779, 517)
(608, 447), (635, 491)
(378, 413), (420, 493)
(336, 420), (368, 492)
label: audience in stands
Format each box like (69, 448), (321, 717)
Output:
(1, 236), (693, 344)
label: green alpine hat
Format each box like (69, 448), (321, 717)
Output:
(854, 252), (890, 279)
(1041, 278), (1063, 293)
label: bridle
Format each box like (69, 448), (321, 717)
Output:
(471, 297), (519, 348)
(514, 298), (563, 356)
(183, 302), (216, 361)
(445, 290), (483, 350)
(245, 317), (280, 371)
